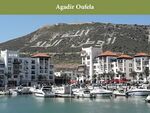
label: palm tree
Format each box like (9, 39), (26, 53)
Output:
(144, 67), (149, 82)
(118, 71), (126, 79)
(3, 72), (11, 89)
(61, 73), (67, 84)
(108, 71), (115, 80)
(92, 74), (97, 83)
(129, 71), (137, 80)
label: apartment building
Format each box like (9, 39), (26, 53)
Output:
(81, 47), (102, 80)
(133, 52), (149, 80)
(0, 58), (5, 86)
(81, 47), (150, 81)
(117, 54), (133, 79)
(0, 50), (54, 86)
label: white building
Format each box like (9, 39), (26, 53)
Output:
(81, 49), (135, 81)
(0, 58), (5, 86)
(133, 52), (149, 80)
(94, 51), (118, 75)
(117, 54), (133, 79)
(0, 50), (54, 86)
(81, 47), (102, 80)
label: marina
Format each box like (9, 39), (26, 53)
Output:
(1, 16), (150, 113)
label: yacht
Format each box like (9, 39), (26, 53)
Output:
(16, 86), (32, 94)
(145, 95), (150, 103)
(0, 91), (6, 95)
(126, 87), (150, 96)
(113, 89), (126, 97)
(52, 85), (74, 98)
(90, 86), (113, 98)
(9, 89), (18, 96)
(34, 86), (55, 97)
(74, 89), (96, 98)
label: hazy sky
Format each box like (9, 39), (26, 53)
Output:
(0, 15), (150, 43)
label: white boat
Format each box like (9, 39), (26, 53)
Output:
(90, 86), (113, 98)
(126, 88), (150, 96)
(53, 85), (74, 98)
(9, 89), (18, 96)
(113, 90), (126, 97)
(145, 95), (150, 103)
(0, 91), (6, 95)
(16, 86), (32, 94)
(34, 86), (55, 98)
(74, 89), (96, 98)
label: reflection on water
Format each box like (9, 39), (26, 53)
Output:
(73, 98), (95, 103)
(33, 96), (45, 106)
(55, 98), (66, 103)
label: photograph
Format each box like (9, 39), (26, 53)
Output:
(0, 14), (150, 113)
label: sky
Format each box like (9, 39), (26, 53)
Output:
(0, 15), (150, 43)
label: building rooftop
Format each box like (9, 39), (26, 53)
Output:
(32, 53), (50, 58)
(134, 52), (148, 57)
(99, 51), (117, 57)
(118, 54), (133, 59)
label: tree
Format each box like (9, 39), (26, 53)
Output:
(118, 71), (126, 79)
(61, 73), (67, 84)
(108, 71), (115, 80)
(144, 67), (149, 82)
(129, 71), (137, 80)
(92, 74), (97, 83)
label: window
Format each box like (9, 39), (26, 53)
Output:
(14, 75), (18, 78)
(50, 65), (54, 68)
(8, 67), (11, 70)
(40, 70), (43, 73)
(31, 71), (35, 74)
(31, 65), (35, 69)
(31, 76), (35, 80)
(0, 64), (5, 68)
(129, 68), (132, 72)
(8, 58), (12, 63)
(45, 70), (48, 73)
(49, 71), (53, 74)
(129, 63), (132, 67)
(49, 76), (53, 79)
(0, 70), (4, 74)
(87, 61), (90, 65)
(87, 56), (90, 59)
(137, 67), (141, 70)
(31, 60), (35, 64)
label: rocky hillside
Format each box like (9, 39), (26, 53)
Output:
(0, 22), (150, 69)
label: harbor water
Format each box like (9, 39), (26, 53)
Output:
(0, 96), (150, 113)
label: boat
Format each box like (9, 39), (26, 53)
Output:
(53, 85), (74, 98)
(16, 86), (32, 95)
(90, 86), (113, 98)
(126, 88), (150, 96)
(0, 91), (6, 95)
(113, 89), (126, 97)
(74, 89), (96, 98)
(34, 86), (55, 98)
(9, 89), (18, 96)
(145, 95), (150, 103)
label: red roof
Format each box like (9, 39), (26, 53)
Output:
(99, 51), (117, 57)
(32, 53), (50, 58)
(134, 52), (148, 57)
(118, 54), (133, 59)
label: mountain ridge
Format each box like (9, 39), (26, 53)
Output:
(0, 22), (150, 70)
